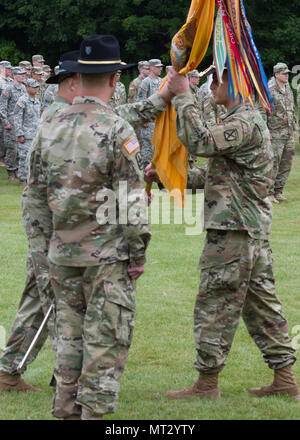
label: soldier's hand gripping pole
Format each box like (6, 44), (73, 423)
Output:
(17, 302), (55, 372)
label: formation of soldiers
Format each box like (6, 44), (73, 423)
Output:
(0, 55), (58, 184)
(0, 36), (299, 420)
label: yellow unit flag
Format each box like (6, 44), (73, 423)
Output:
(151, 0), (215, 207)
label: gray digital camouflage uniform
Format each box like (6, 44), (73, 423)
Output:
(25, 92), (167, 419)
(267, 79), (296, 197)
(14, 92), (41, 181)
(172, 91), (296, 374)
(0, 81), (26, 171)
(137, 75), (163, 166)
(0, 76), (7, 159)
(43, 84), (58, 109)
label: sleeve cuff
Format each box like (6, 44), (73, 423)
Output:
(129, 255), (146, 267)
(150, 93), (167, 110)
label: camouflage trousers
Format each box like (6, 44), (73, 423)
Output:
(17, 139), (32, 182)
(0, 253), (56, 375)
(49, 260), (136, 419)
(194, 230), (296, 374)
(140, 122), (155, 167)
(4, 122), (18, 171)
(0, 120), (5, 158)
(270, 136), (295, 196)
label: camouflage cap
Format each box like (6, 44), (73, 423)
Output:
(188, 69), (200, 77)
(19, 60), (32, 69)
(0, 61), (12, 68)
(11, 66), (26, 75)
(25, 78), (40, 88)
(138, 61), (150, 68)
(43, 64), (51, 72)
(31, 66), (44, 75)
(32, 54), (45, 63)
(273, 63), (291, 74)
(149, 59), (164, 67)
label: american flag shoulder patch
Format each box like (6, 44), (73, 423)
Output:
(123, 136), (139, 154)
(17, 102), (24, 108)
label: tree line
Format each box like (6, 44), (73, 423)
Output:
(0, 0), (299, 78)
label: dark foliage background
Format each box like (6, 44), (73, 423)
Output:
(0, 0), (299, 79)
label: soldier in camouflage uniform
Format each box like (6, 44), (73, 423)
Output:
(14, 78), (41, 185)
(137, 58), (163, 167)
(19, 61), (32, 78)
(162, 66), (299, 401)
(128, 61), (150, 103)
(0, 53), (82, 394)
(0, 66), (26, 180)
(32, 67), (46, 113)
(24, 36), (172, 419)
(267, 63), (296, 203)
(0, 61), (10, 166)
(297, 84), (300, 132)
(108, 71), (127, 109)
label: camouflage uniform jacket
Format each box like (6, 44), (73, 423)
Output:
(267, 79), (296, 138)
(203, 94), (227, 126)
(109, 81), (127, 109)
(128, 76), (143, 103)
(14, 93), (41, 139)
(137, 75), (163, 101)
(173, 91), (274, 239)
(0, 82), (26, 125)
(0, 76), (6, 95)
(40, 95), (70, 123)
(43, 84), (58, 109)
(190, 86), (203, 113)
(26, 94), (168, 267)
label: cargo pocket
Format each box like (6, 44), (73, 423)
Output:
(199, 257), (241, 294)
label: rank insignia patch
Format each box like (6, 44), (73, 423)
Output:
(124, 137), (139, 154)
(224, 129), (238, 142)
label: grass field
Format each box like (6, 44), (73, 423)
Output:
(0, 142), (300, 421)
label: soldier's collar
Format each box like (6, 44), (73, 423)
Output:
(72, 96), (108, 107)
(222, 103), (243, 119)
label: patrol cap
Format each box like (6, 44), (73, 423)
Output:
(25, 78), (40, 88)
(43, 65), (51, 72)
(188, 69), (200, 77)
(31, 67), (44, 75)
(138, 61), (150, 69)
(46, 50), (80, 84)
(0, 61), (12, 68)
(32, 54), (45, 63)
(19, 61), (32, 69)
(148, 59), (164, 67)
(273, 62), (291, 74)
(11, 67), (26, 75)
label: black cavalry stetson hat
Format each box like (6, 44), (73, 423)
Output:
(64, 34), (135, 74)
(46, 50), (80, 84)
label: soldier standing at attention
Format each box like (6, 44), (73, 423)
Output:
(32, 54), (45, 69)
(32, 67), (46, 113)
(0, 53), (82, 394)
(162, 66), (299, 401)
(128, 61), (150, 103)
(267, 63), (296, 203)
(25, 35), (153, 420)
(14, 78), (40, 185)
(137, 58), (163, 167)
(0, 61), (10, 167)
(19, 61), (32, 78)
(0, 66), (26, 181)
(108, 70), (127, 109)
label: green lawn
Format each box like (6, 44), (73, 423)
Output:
(0, 143), (300, 420)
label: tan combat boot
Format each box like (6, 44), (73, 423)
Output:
(0, 157), (5, 167)
(248, 365), (300, 400)
(275, 193), (287, 202)
(269, 195), (279, 204)
(81, 406), (103, 420)
(7, 170), (18, 181)
(165, 373), (220, 400)
(0, 371), (42, 392)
